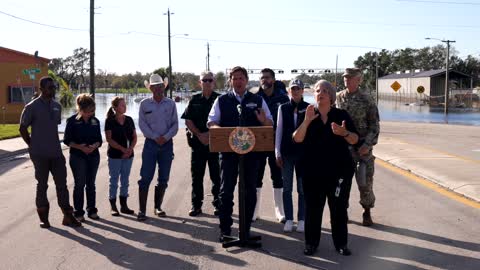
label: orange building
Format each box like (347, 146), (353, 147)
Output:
(0, 47), (50, 124)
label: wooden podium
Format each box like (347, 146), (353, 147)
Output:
(209, 126), (274, 248)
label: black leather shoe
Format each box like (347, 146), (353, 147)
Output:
(336, 246), (352, 256)
(219, 231), (231, 243)
(188, 208), (202, 217)
(303, 245), (317, 256)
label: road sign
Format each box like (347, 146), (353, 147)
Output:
(22, 68), (41, 75)
(391, 81), (401, 92)
(417, 86), (425, 94)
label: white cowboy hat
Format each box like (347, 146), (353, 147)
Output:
(144, 74), (164, 88)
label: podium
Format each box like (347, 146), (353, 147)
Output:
(210, 126), (274, 248)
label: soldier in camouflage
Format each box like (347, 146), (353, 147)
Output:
(336, 68), (380, 226)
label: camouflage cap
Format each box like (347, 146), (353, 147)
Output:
(342, 68), (362, 78)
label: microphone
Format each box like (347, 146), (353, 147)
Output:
(237, 104), (242, 115)
(237, 104), (243, 126)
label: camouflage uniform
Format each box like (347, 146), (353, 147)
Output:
(336, 89), (380, 209)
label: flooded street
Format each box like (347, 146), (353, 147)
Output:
(58, 92), (480, 134)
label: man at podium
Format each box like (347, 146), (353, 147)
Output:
(207, 66), (273, 242)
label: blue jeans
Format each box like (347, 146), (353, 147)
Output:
(138, 139), (174, 191)
(108, 157), (134, 199)
(282, 154), (305, 221)
(70, 153), (100, 217)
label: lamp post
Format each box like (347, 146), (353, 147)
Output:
(164, 9), (189, 99)
(425, 37), (456, 118)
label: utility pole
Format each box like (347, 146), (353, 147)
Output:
(375, 52), (379, 104)
(89, 0), (95, 97)
(334, 54), (338, 88)
(207, 42), (210, 71)
(425, 37), (455, 118)
(166, 8), (173, 99)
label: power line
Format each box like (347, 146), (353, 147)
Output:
(0, 10), (88, 31)
(125, 31), (384, 50)
(396, 0), (480, 5)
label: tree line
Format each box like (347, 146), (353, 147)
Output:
(49, 46), (480, 94)
(355, 45), (480, 91)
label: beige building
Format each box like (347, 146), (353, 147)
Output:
(378, 69), (472, 103)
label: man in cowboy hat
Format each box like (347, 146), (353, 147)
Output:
(336, 68), (380, 226)
(137, 73), (179, 221)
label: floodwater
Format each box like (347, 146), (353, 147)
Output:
(58, 92), (480, 134)
(303, 94), (480, 126)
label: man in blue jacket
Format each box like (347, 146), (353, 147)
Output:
(253, 68), (289, 223)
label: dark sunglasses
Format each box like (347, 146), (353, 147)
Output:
(201, 79), (214, 83)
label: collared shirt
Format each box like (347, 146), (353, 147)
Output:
(181, 91), (219, 133)
(207, 90), (272, 126)
(138, 97), (178, 141)
(19, 97), (63, 158)
(63, 114), (103, 157)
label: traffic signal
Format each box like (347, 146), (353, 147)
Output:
(291, 69), (298, 73)
(278, 70), (284, 74)
(308, 69), (315, 73)
(324, 69), (331, 73)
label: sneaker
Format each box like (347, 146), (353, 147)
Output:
(283, 220), (294, 232)
(154, 208), (166, 217)
(296, 220), (305, 233)
(88, 213), (100, 220)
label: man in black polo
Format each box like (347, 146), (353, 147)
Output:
(254, 68), (289, 223)
(208, 66), (273, 241)
(19, 76), (81, 228)
(181, 71), (221, 217)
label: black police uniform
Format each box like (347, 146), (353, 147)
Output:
(181, 91), (221, 211)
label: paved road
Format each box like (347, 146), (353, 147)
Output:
(0, 132), (479, 269)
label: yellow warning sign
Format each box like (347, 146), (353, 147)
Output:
(417, 86), (425, 94)
(391, 81), (401, 92)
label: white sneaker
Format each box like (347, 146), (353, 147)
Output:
(283, 220), (294, 232)
(296, 220), (305, 233)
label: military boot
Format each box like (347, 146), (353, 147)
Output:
(119, 196), (135, 215)
(362, 208), (373, 226)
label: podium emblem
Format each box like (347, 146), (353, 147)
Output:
(228, 127), (256, 154)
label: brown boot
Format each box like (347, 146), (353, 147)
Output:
(37, 207), (51, 228)
(62, 208), (82, 227)
(362, 208), (373, 226)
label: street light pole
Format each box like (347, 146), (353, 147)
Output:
(425, 37), (456, 118)
(166, 8), (173, 99)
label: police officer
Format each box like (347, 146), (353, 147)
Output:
(181, 71), (221, 217)
(208, 66), (273, 241)
(336, 68), (380, 226)
(254, 68), (289, 223)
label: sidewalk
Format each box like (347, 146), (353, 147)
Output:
(1, 121), (479, 203)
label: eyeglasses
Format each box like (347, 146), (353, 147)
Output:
(201, 79), (214, 83)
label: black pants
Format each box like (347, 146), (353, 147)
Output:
(218, 152), (259, 234)
(190, 144), (221, 209)
(30, 154), (71, 209)
(70, 153), (100, 217)
(256, 151), (283, 188)
(303, 171), (353, 249)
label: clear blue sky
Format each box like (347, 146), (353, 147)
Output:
(2, 0), (479, 80)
